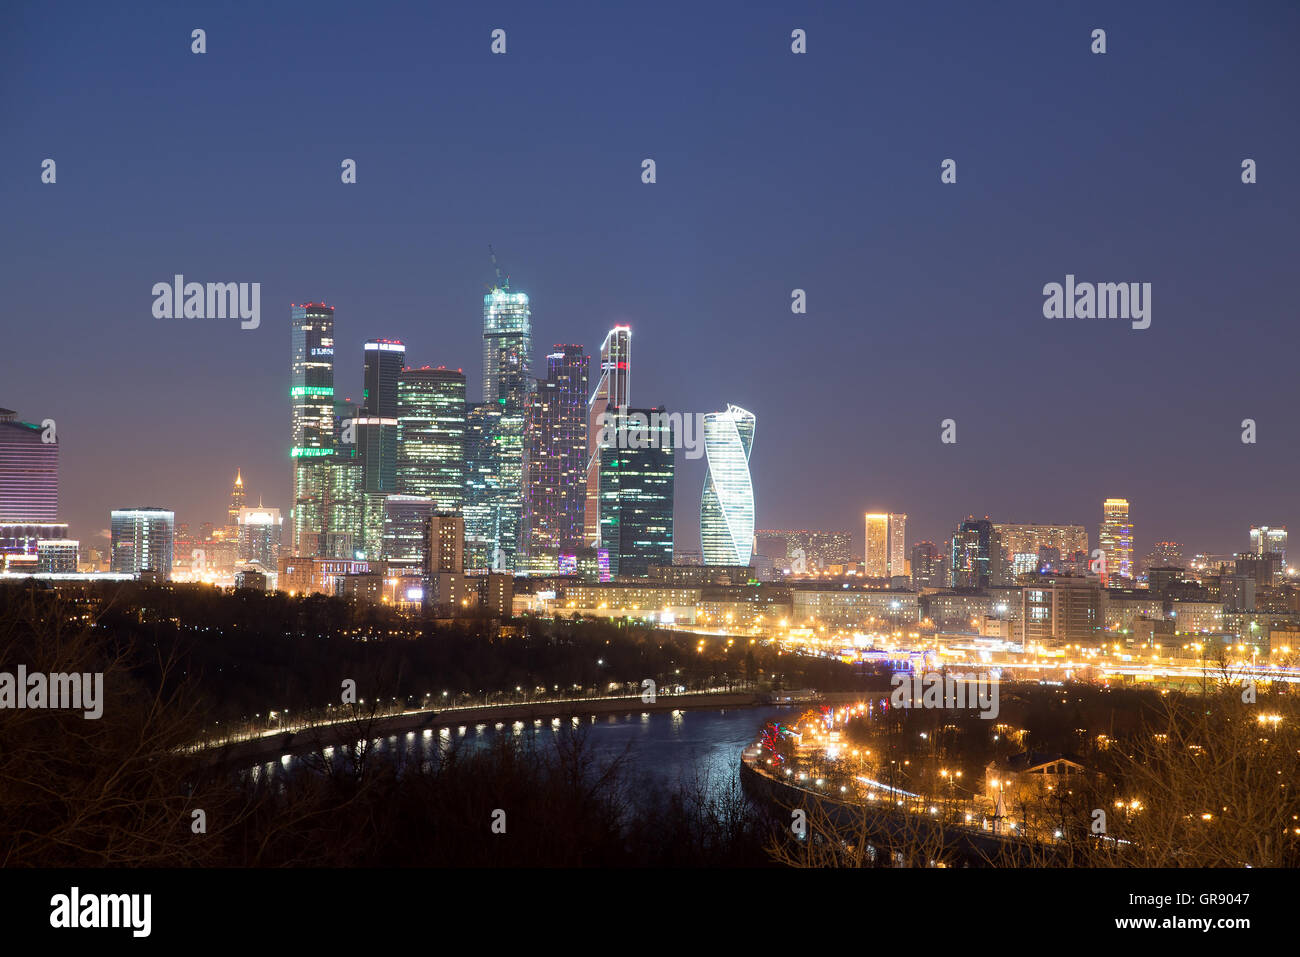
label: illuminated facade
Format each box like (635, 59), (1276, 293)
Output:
(522, 345), (589, 572)
(864, 513), (905, 578)
(483, 286), (533, 408)
(1098, 498), (1133, 582)
(380, 494), (438, 573)
(597, 407), (675, 577)
(396, 366), (466, 511)
(950, 519), (1003, 588)
(290, 303), (335, 554)
(700, 404), (755, 566)
(1249, 525), (1286, 565)
(357, 339), (405, 494)
(227, 468), (245, 531)
(584, 326), (631, 546)
(993, 524), (1088, 563)
(0, 408), (57, 523)
(237, 506), (283, 567)
(110, 508), (175, 579)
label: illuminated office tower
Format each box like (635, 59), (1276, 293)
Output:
(482, 274), (533, 409)
(584, 325), (631, 546)
(381, 494), (438, 574)
(226, 469), (245, 532)
(1098, 498), (1133, 581)
(290, 303), (336, 554)
(522, 345), (589, 572)
(463, 402), (504, 571)
(700, 405), (755, 566)
(864, 514), (889, 577)
(237, 505), (283, 567)
(110, 508), (175, 579)
(0, 408), (58, 523)
(950, 519), (1002, 589)
(396, 366), (466, 511)
(1249, 526), (1287, 565)
(598, 407), (674, 577)
(863, 512), (905, 577)
(357, 339), (404, 494)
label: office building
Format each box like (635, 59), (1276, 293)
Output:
(700, 404), (755, 566)
(110, 508), (175, 579)
(1098, 498), (1134, 582)
(598, 407), (675, 577)
(522, 345), (589, 572)
(237, 506), (283, 567)
(0, 408), (57, 523)
(950, 518), (1003, 589)
(290, 303), (336, 554)
(1249, 526), (1287, 566)
(396, 366), (466, 510)
(584, 325), (631, 546)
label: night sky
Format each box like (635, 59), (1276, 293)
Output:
(3, 1), (1298, 558)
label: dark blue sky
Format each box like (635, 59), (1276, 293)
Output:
(3, 1), (1298, 557)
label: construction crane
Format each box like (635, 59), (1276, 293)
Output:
(488, 243), (510, 291)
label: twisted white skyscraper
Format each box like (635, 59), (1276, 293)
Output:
(700, 404), (755, 566)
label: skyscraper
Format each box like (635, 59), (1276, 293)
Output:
(227, 468), (245, 532)
(0, 408), (57, 524)
(1098, 498), (1133, 582)
(357, 339), (404, 494)
(700, 404), (755, 566)
(863, 512), (906, 578)
(463, 401), (504, 571)
(110, 508), (175, 579)
(910, 541), (941, 588)
(597, 407), (675, 577)
(1249, 525), (1287, 565)
(585, 326), (631, 546)
(482, 283), (533, 408)
(290, 303), (336, 554)
(396, 366), (466, 511)
(950, 518), (1002, 589)
(521, 345), (589, 572)
(237, 506), (283, 567)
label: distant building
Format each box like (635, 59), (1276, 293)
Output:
(290, 302), (336, 555)
(237, 506), (283, 567)
(0, 408), (57, 523)
(951, 519), (1003, 589)
(1250, 526), (1287, 566)
(381, 494), (438, 574)
(910, 541), (941, 588)
(1098, 498), (1134, 582)
(700, 405), (755, 566)
(110, 508), (175, 579)
(521, 345), (589, 573)
(396, 366), (466, 510)
(598, 407), (675, 577)
(1021, 576), (1101, 646)
(993, 524), (1088, 564)
(36, 538), (78, 573)
(584, 326), (631, 547)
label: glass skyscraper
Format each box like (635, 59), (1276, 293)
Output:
(0, 408), (57, 523)
(597, 407), (674, 578)
(482, 286), (533, 408)
(700, 404), (755, 566)
(585, 326), (630, 547)
(522, 345), (589, 572)
(290, 303), (335, 554)
(357, 339), (404, 494)
(396, 366), (466, 511)
(110, 507), (175, 578)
